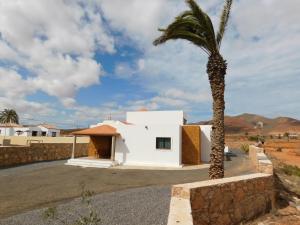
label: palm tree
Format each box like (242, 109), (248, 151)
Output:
(0, 109), (19, 138)
(0, 109), (19, 124)
(153, 0), (233, 179)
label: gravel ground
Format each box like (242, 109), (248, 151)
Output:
(0, 150), (255, 219)
(0, 149), (255, 224)
(0, 185), (171, 225)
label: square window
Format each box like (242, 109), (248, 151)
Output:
(156, 137), (171, 150)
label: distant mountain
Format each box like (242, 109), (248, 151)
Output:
(195, 113), (300, 135)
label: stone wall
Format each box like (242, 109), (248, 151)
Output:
(0, 143), (88, 167)
(249, 145), (273, 174)
(169, 173), (274, 225)
(168, 145), (275, 225)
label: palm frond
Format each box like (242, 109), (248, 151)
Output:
(153, 6), (215, 54)
(175, 10), (193, 20)
(153, 15), (211, 54)
(154, 29), (210, 54)
(216, 0), (233, 48)
(0, 109), (19, 124)
(185, 0), (217, 51)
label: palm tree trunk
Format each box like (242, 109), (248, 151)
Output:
(207, 53), (227, 179)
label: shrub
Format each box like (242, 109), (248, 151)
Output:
(281, 165), (300, 177)
(248, 135), (259, 142)
(248, 135), (265, 143)
(240, 144), (249, 153)
(43, 183), (101, 225)
(276, 147), (282, 152)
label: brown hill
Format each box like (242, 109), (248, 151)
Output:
(60, 128), (88, 136)
(195, 113), (300, 135)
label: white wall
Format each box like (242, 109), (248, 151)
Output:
(13, 127), (31, 136)
(111, 122), (182, 167)
(0, 127), (14, 136)
(200, 125), (212, 163)
(0, 126), (61, 137)
(126, 111), (185, 125)
(38, 126), (60, 137)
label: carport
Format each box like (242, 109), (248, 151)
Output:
(70, 125), (119, 161)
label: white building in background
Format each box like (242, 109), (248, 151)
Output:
(38, 124), (60, 137)
(0, 123), (60, 137)
(67, 110), (212, 168)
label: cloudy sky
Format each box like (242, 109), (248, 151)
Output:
(0, 0), (299, 128)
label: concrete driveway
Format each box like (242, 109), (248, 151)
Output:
(0, 150), (255, 219)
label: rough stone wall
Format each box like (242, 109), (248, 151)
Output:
(168, 145), (275, 225)
(169, 174), (274, 225)
(249, 145), (273, 174)
(0, 143), (88, 167)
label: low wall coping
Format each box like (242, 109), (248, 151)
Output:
(173, 173), (271, 190)
(257, 152), (268, 160)
(250, 146), (264, 153)
(259, 159), (272, 165)
(168, 197), (193, 225)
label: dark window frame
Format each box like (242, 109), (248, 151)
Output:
(156, 137), (171, 150)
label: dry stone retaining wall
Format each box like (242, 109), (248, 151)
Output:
(168, 145), (275, 225)
(249, 145), (273, 174)
(0, 143), (88, 167)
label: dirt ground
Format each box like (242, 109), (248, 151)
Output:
(226, 136), (300, 166)
(0, 151), (255, 219)
(264, 140), (300, 167)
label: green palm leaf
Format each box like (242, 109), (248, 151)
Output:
(216, 0), (233, 48)
(0, 109), (19, 124)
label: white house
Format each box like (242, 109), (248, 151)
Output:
(38, 124), (60, 137)
(0, 123), (60, 137)
(0, 123), (22, 136)
(67, 110), (212, 168)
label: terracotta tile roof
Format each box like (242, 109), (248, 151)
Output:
(72, 125), (119, 136)
(138, 108), (148, 111)
(121, 121), (133, 125)
(0, 123), (22, 128)
(39, 124), (57, 129)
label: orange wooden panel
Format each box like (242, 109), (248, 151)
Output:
(88, 136), (112, 159)
(182, 126), (201, 165)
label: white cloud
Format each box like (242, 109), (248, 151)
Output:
(0, 0), (114, 106)
(98, 0), (300, 120)
(0, 68), (33, 98)
(1, 0), (300, 126)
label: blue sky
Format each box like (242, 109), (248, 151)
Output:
(0, 0), (299, 128)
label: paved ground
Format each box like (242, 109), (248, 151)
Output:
(0, 150), (255, 224)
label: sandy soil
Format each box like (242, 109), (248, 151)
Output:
(264, 140), (300, 166)
(226, 136), (300, 167)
